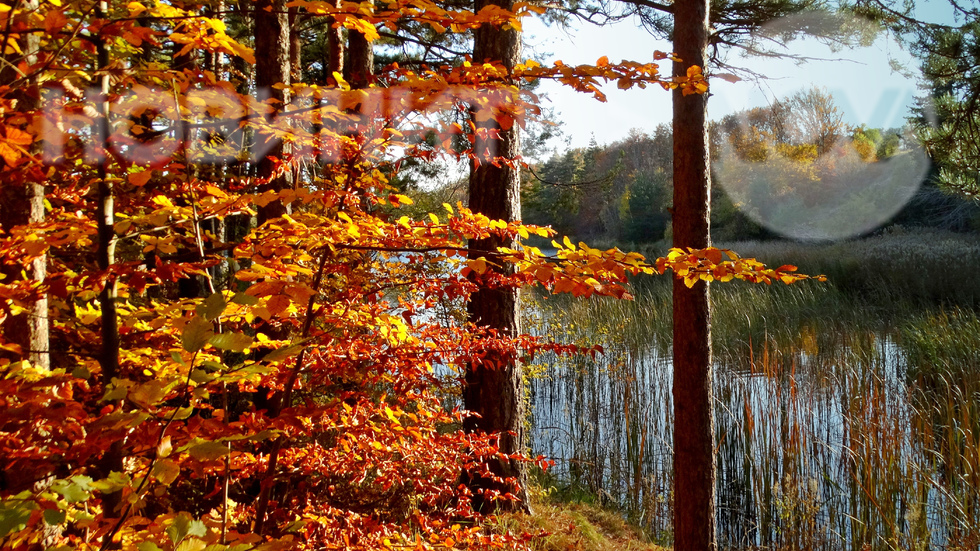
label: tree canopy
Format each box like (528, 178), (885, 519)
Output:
(852, 0), (980, 196)
(0, 1), (824, 549)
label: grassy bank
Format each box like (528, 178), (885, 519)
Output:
(495, 484), (668, 551)
(716, 228), (980, 308)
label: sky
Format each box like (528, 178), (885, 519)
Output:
(522, 1), (961, 151)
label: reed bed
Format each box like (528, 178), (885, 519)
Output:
(527, 231), (980, 550)
(718, 229), (980, 308)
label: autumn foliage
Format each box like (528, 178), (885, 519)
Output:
(0, 1), (817, 549)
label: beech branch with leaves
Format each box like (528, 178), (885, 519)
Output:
(0, 0), (814, 549)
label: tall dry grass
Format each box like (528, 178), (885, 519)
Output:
(527, 230), (980, 550)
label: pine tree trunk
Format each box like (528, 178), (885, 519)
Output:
(0, 0), (48, 369)
(326, 0), (344, 81)
(463, 0), (528, 514)
(289, 7), (303, 84)
(251, 0), (294, 534)
(671, 0), (716, 549)
(254, 0), (291, 224)
(344, 2), (374, 90)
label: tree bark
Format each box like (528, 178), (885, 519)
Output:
(463, 0), (528, 514)
(289, 6), (304, 84)
(343, 2), (374, 90)
(342, 16), (372, 164)
(254, 0), (292, 224)
(93, 0), (124, 522)
(671, 0), (715, 549)
(326, 0), (344, 82)
(0, 0), (48, 369)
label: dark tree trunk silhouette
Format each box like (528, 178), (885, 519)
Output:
(92, 0), (124, 522)
(463, 0), (528, 514)
(344, 3), (374, 90)
(254, 0), (292, 224)
(671, 0), (716, 549)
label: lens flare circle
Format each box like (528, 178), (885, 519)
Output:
(712, 11), (932, 241)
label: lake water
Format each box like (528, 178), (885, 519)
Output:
(527, 288), (980, 550)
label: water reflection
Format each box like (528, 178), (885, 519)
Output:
(528, 292), (980, 550)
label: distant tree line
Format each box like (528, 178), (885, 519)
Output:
(521, 87), (980, 244)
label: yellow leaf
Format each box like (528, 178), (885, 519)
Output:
(152, 195), (175, 209)
(3, 36), (23, 55)
(127, 1), (148, 16)
(4, 127), (32, 146)
(0, 142), (21, 165)
(468, 258), (488, 274)
(332, 72), (349, 89)
(152, 459), (180, 485)
(345, 17), (379, 41)
(384, 406), (401, 425)
(229, 42), (256, 64)
(205, 184), (226, 197)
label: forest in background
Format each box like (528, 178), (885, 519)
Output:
(521, 86), (980, 246)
